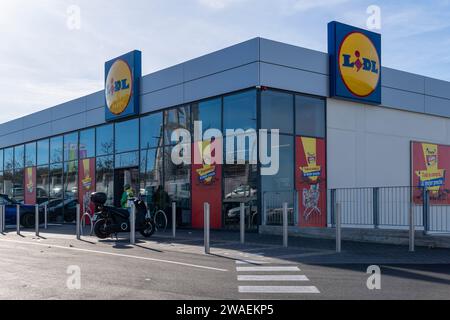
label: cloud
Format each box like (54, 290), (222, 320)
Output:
(197, 0), (245, 10)
(287, 0), (351, 13)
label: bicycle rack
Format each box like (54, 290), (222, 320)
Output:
(80, 212), (94, 236)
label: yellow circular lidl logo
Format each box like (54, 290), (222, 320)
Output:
(339, 32), (380, 97)
(105, 59), (133, 115)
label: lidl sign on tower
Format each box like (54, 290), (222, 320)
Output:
(105, 50), (142, 121)
(328, 21), (382, 104)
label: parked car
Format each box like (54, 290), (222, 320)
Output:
(225, 185), (257, 200)
(39, 198), (78, 223)
(225, 200), (258, 228)
(0, 194), (44, 228)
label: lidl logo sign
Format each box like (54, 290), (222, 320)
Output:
(329, 22), (381, 104)
(105, 50), (141, 121)
(106, 59), (132, 115)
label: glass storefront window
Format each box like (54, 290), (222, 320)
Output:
(0, 171), (3, 194)
(261, 90), (294, 134)
(50, 163), (63, 199)
(115, 119), (139, 153)
(115, 151), (139, 169)
(63, 161), (78, 223)
(0, 149), (3, 172)
(25, 142), (37, 167)
(140, 148), (163, 209)
(13, 169), (24, 202)
(224, 90), (257, 132)
(296, 95), (326, 138)
(50, 136), (63, 164)
(141, 112), (163, 149)
(49, 163), (63, 223)
(261, 134), (294, 191)
(96, 156), (114, 205)
(192, 98), (222, 139)
(64, 132), (78, 162)
(37, 165), (50, 204)
(164, 146), (191, 225)
(164, 105), (191, 146)
(96, 124), (114, 156)
(14, 145), (24, 169)
(261, 134), (295, 226)
(223, 164), (258, 230)
(37, 139), (49, 166)
(64, 161), (78, 200)
(3, 171), (13, 199)
(4, 148), (13, 171)
(79, 129), (95, 159)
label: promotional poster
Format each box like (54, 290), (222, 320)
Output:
(24, 167), (37, 205)
(296, 137), (327, 228)
(78, 158), (96, 217)
(191, 140), (222, 229)
(412, 141), (450, 205)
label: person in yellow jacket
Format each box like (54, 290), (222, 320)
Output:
(121, 184), (135, 209)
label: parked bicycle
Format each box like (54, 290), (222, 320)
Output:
(148, 207), (168, 232)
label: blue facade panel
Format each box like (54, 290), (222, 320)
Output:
(0, 37), (449, 149)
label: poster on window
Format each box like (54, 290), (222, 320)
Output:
(78, 158), (96, 219)
(296, 137), (327, 228)
(24, 167), (37, 205)
(412, 141), (450, 205)
(191, 139), (223, 229)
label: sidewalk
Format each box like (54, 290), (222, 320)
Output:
(3, 225), (450, 265)
(149, 229), (450, 265)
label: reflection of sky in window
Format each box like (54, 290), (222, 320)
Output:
(25, 142), (36, 167)
(4, 148), (14, 170)
(141, 113), (163, 149)
(224, 90), (256, 132)
(116, 119), (139, 153)
(96, 125), (114, 156)
(50, 136), (63, 163)
(37, 140), (49, 166)
(79, 129), (95, 159)
(14, 145), (25, 168)
(64, 133), (78, 162)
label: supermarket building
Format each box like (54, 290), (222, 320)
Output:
(0, 22), (449, 233)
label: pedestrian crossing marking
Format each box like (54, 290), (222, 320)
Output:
(238, 286), (320, 294)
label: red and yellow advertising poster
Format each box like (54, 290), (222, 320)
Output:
(412, 141), (450, 205)
(78, 158), (96, 220)
(296, 137), (327, 228)
(24, 167), (37, 205)
(191, 139), (222, 229)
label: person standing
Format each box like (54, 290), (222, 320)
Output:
(121, 184), (135, 209)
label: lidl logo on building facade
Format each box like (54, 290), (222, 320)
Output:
(328, 21), (382, 104)
(105, 50), (141, 121)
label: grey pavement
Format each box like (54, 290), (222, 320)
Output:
(0, 225), (449, 300)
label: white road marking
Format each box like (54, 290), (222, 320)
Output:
(237, 266), (300, 272)
(238, 275), (309, 281)
(235, 260), (271, 265)
(0, 238), (228, 272)
(239, 286), (320, 294)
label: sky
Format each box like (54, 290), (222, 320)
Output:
(1, 0), (449, 124)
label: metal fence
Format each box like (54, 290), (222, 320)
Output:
(330, 186), (450, 234)
(262, 191), (297, 226)
(263, 187), (450, 234)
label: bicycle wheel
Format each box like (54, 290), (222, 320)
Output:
(154, 210), (168, 232)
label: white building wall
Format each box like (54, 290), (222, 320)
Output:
(327, 98), (450, 189)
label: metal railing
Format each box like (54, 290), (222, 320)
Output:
(262, 191), (297, 226)
(330, 186), (450, 234)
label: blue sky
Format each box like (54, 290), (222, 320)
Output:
(1, 0), (449, 124)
